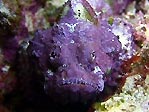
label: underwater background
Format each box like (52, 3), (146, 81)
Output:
(0, 0), (149, 112)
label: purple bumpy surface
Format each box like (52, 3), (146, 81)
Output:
(26, 1), (136, 104)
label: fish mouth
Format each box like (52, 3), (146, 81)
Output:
(57, 78), (103, 93)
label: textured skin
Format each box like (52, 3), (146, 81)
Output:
(26, 4), (136, 104)
(8, 1), (136, 107)
(0, 0), (140, 112)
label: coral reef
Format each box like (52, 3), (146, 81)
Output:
(0, 0), (148, 112)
